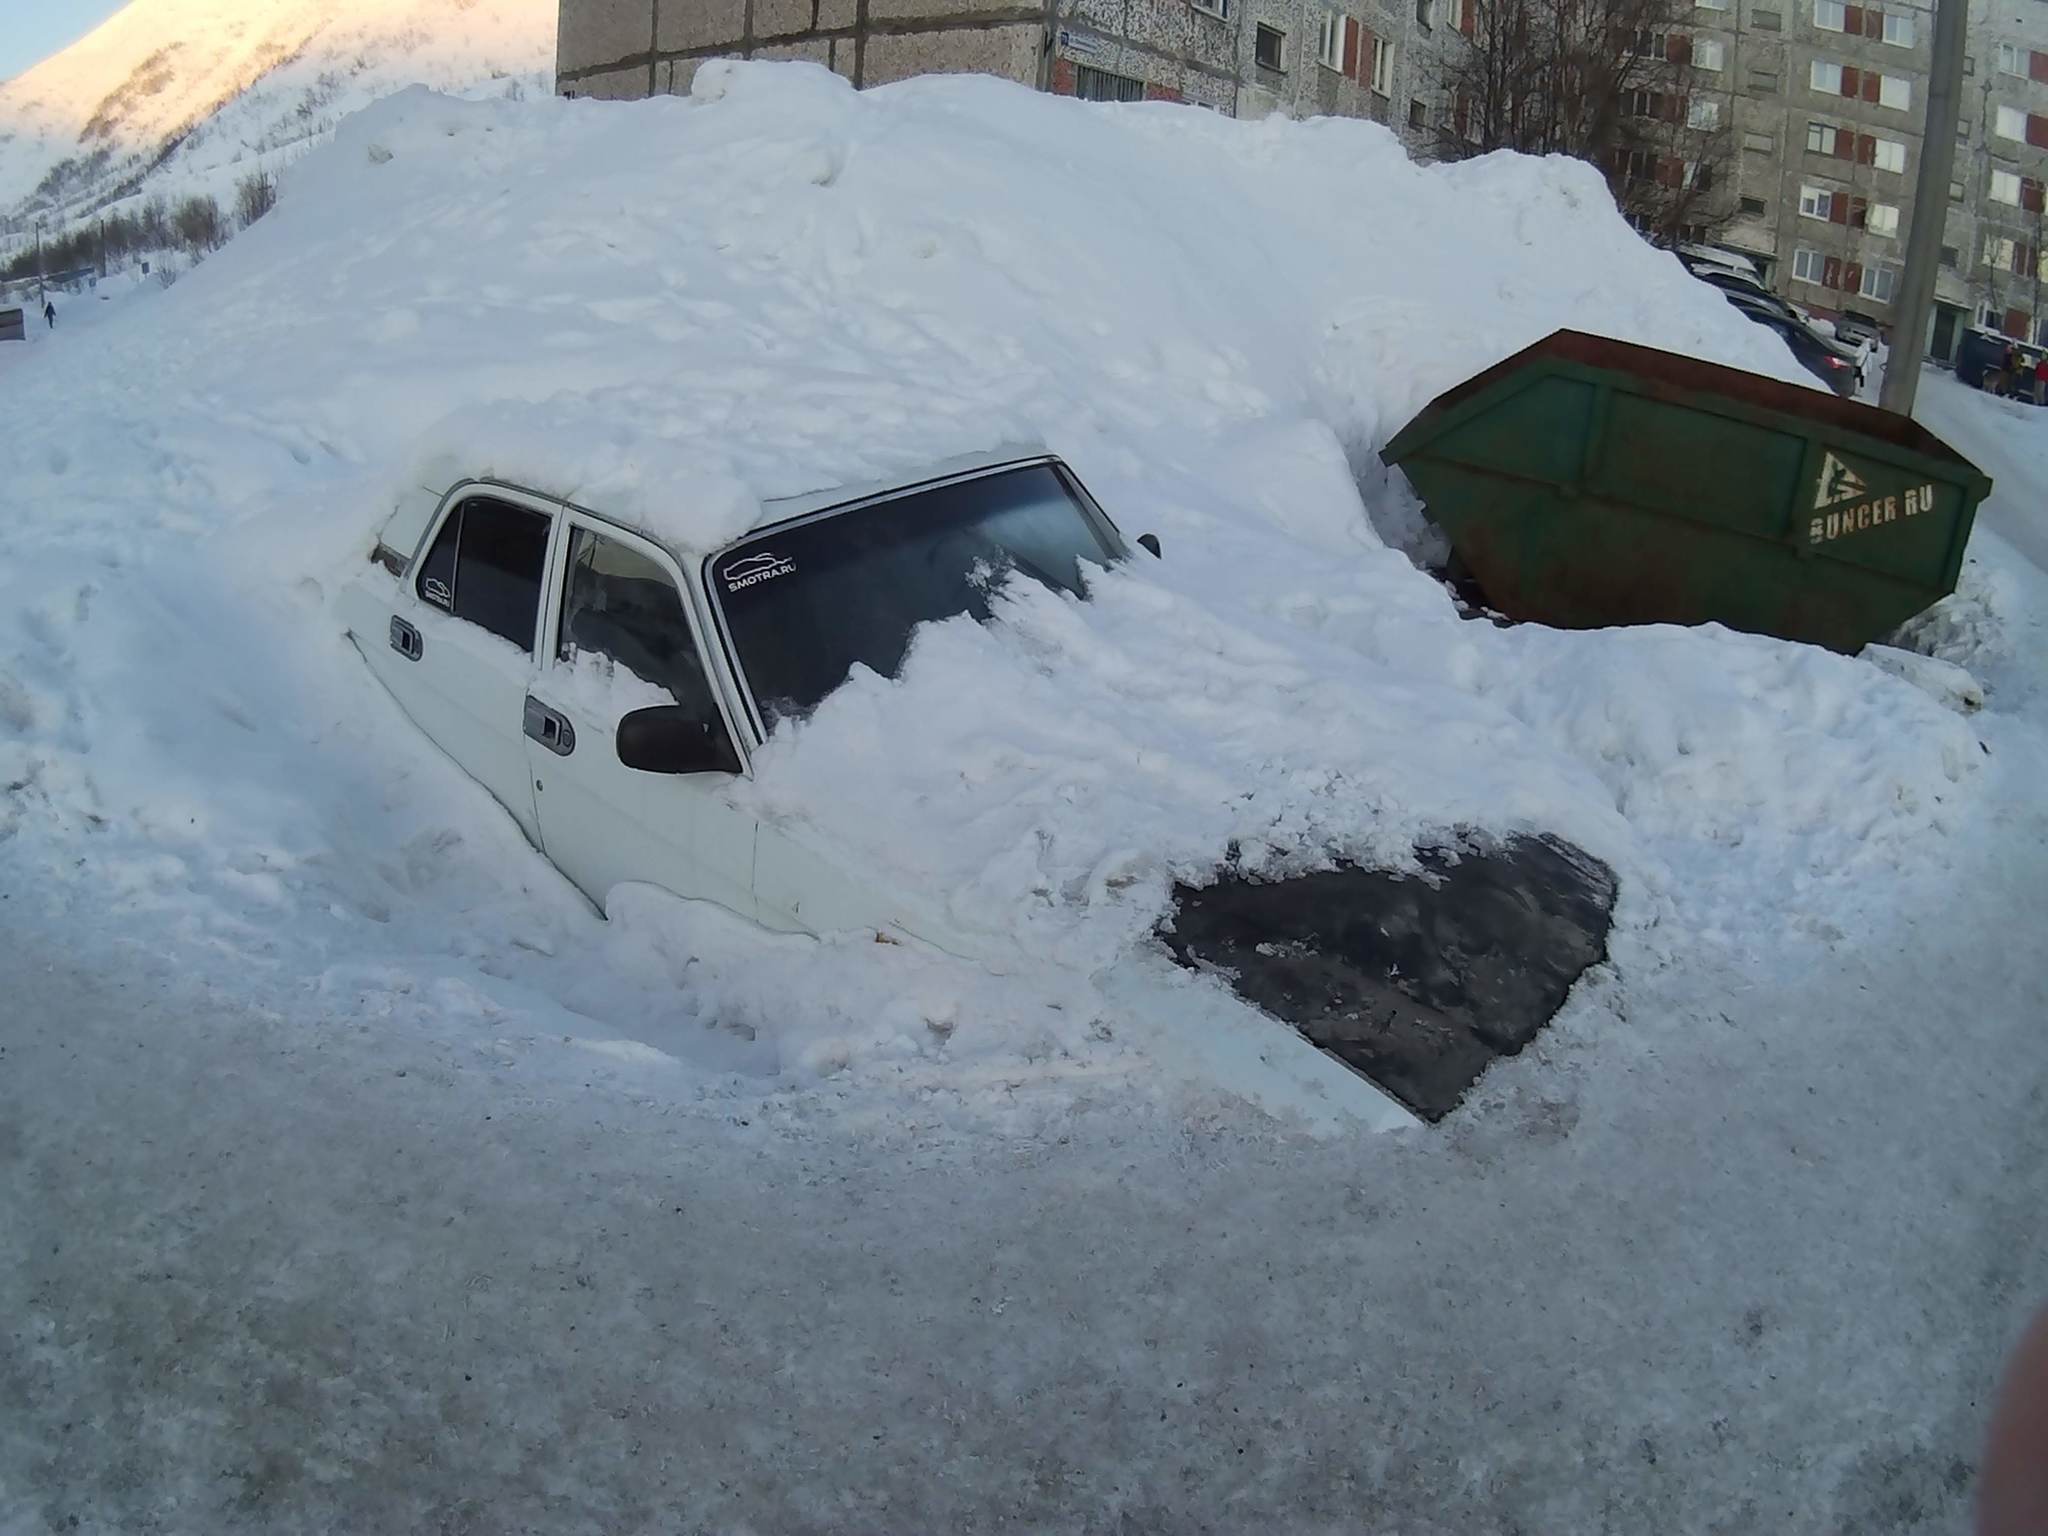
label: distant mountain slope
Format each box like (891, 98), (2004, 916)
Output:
(0, 0), (553, 232)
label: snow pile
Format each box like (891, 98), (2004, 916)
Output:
(4, 71), (2046, 1534)
(0, 64), (1986, 1114)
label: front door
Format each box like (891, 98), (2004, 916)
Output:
(1931, 305), (1960, 366)
(523, 517), (757, 918)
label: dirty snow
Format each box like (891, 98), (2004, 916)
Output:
(0, 66), (2043, 1532)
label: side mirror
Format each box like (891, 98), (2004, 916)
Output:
(1137, 533), (1162, 559)
(617, 705), (742, 776)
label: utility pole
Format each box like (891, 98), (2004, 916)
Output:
(1880, 0), (1969, 414)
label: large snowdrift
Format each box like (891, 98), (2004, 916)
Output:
(4, 66), (2045, 1536)
(0, 63), (1987, 1112)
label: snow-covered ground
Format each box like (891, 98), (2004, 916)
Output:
(1, 68), (2044, 1532)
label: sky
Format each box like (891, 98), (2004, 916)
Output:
(1, 0), (127, 83)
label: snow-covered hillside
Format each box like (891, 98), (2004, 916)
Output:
(0, 67), (2042, 1531)
(0, 0), (552, 232)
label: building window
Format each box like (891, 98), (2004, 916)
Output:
(1793, 246), (1827, 283)
(1987, 233), (2018, 270)
(1881, 12), (1913, 44)
(1799, 183), (1836, 218)
(1806, 119), (1833, 152)
(1878, 74), (1910, 109)
(1997, 105), (2028, 140)
(1191, 0), (1231, 14)
(1696, 0), (1729, 12)
(1941, 244), (1959, 267)
(1255, 23), (1285, 69)
(1409, 97), (1427, 127)
(1813, 0), (1845, 28)
(1073, 65), (1146, 100)
(1998, 41), (2026, 74)
(1744, 130), (1776, 151)
(1688, 97), (1721, 128)
(1811, 59), (1843, 92)
(1371, 35), (1394, 92)
(1867, 202), (1900, 236)
(1695, 37), (1727, 70)
(1950, 178), (1965, 199)
(1873, 136), (1905, 172)
(1316, 9), (1345, 66)
(1860, 263), (1899, 302)
(1741, 195), (1769, 214)
(1416, 0), (1434, 27)
(1993, 168), (2023, 203)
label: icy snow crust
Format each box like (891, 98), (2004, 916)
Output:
(0, 63), (1985, 1098)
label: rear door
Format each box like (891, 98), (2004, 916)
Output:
(374, 489), (557, 844)
(523, 515), (758, 918)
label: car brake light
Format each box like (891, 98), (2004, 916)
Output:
(1826, 356), (1848, 368)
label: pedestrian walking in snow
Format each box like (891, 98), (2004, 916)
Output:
(2032, 354), (2047, 407)
(43, 300), (55, 329)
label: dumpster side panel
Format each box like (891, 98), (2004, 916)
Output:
(1423, 375), (1597, 486)
(1594, 395), (1807, 541)
(1410, 462), (1945, 651)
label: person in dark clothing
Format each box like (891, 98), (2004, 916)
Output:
(42, 300), (54, 329)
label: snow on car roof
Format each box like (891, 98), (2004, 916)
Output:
(394, 393), (1054, 558)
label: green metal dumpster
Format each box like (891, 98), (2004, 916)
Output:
(1381, 329), (1994, 653)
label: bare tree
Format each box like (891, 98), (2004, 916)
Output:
(172, 193), (224, 257)
(235, 167), (278, 229)
(1433, 0), (1733, 245)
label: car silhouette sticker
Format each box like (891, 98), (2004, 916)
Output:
(422, 577), (453, 609)
(722, 552), (797, 592)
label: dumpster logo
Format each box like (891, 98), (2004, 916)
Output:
(1813, 453), (1869, 510)
(1808, 480), (1938, 545)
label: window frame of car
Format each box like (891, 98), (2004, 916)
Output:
(698, 455), (1129, 745)
(545, 506), (756, 773)
(403, 479), (758, 771)
(409, 482), (563, 658)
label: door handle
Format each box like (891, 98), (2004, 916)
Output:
(523, 696), (576, 757)
(389, 616), (422, 662)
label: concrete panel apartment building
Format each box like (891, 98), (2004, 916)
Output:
(554, 0), (1466, 149)
(558, 0), (2048, 358)
(1700, 0), (2048, 356)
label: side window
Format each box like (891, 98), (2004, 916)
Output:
(558, 526), (728, 732)
(415, 497), (551, 653)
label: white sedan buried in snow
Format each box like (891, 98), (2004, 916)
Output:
(341, 450), (1139, 949)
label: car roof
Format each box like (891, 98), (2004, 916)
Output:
(375, 443), (1059, 571)
(740, 445), (1056, 534)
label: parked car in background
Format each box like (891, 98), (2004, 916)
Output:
(1679, 256), (1863, 396)
(1725, 293), (1862, 397)
(1831, 308), (1883, 348)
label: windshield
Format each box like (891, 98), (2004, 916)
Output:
(711, 462), (1124, 726)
